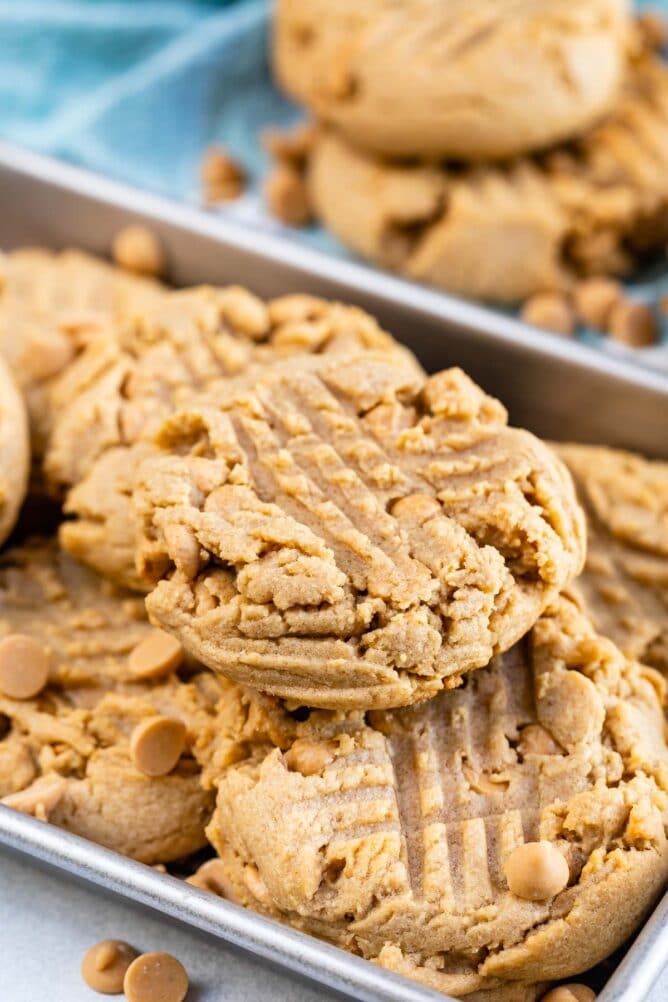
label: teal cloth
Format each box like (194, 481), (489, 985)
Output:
(0, 0), (285, 198)
(0, 0), (667, 365)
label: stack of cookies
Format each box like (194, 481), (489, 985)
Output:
(272, 0), (668, 314)
(1, 241), (667, 1001)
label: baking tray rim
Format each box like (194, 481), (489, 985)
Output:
(0, 139), (666, 1002)
(0, 807), (445, 1002)
(1, 138), (667, 398)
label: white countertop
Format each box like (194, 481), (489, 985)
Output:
(1, 845), (665, 1002)
(0, 845), (343, 1002)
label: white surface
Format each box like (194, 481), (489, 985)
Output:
(1, 845), (666, 1002)
(0, 846), (344, 1002)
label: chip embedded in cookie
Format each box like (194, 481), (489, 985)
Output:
(205, 597), (668, 995)
(0, 538), (221, 863)
(44, 286), (420, 590)
(556, 443), (668, 674)
(0, 356), (29, 547)
(134, 357), (586, 708)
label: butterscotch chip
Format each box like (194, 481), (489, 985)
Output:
(0, 634), (49, 699)
(264, 164), (313, 226)
(573, 278), (622, 330)
(130, 716), (187, 777)
(186, 858), (237, 898)
(607, 300), (658, 347)
(541, 986), (596, 1002)
(129, 630), (184, 681)
(390, 494), (442, 525)
(123, 952), (188, 1002)
(521, 293), (575, 337)
(81, 939), (139, 995)
(207, 596), (668, 992)
(262, 121), (319, 167)
(201, 146), (246, 204)
(284, 738), (336, 776)
(504, 841), (570, 900)
(112, 226), (164, 278)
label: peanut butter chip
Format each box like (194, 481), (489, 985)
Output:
(129, 630), (184, 681)
(608, 300), (658, 348)
(390, 494), (441, 524)
(123, 952), (188, 1002)
(111, 225), (164, 278)
(130, 717), (186, 777)
(520, 293), (575, 337)
(81, 940), (139, 995)
(504, 841), (569, 900)
(0, 634), (49, 699)
(264, 164), (313, 226)
(573, 277), (621, 330)
(186, 858), (236, 898)
(200, 146), (246, 203)
(285, 738), (337, 776)
(542, 986), (596, 1002)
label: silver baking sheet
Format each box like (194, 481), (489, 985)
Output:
(0, 140), (666, 1002)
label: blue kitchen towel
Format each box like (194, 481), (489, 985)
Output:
(0, 0), (667, 367)
(0, 0), (280, 196)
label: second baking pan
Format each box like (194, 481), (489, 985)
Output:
(0, 141), (666, 1002)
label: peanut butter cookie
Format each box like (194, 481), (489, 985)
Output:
(0, 247), (162, 452)
(135, 357), (585, 708)
(309, 46), (668, 303)
(556, 443), (668, 674)
(0, 356), (29, 547)
(275, 0), (628, 159)
(0, 538), (220, 863)
(44, 287), (420, 590)
(204, 597), (668, 995)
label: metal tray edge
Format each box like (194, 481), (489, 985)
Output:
(0, 807), (446, 1002)
(2, 138), (667, 398)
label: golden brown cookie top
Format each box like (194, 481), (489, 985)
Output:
(274, 0), (629, 159)
(0, 247), (161, 452)
(44, 285), (420, 493)
(206, 597), (668, 993)
(309, 45), (668, 303)
(0, 355), (29, 546)
(556, 443), (668, 674)
(135, 357), (585, 708)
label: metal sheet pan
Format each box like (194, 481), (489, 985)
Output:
(0, 141), (666, 1002)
